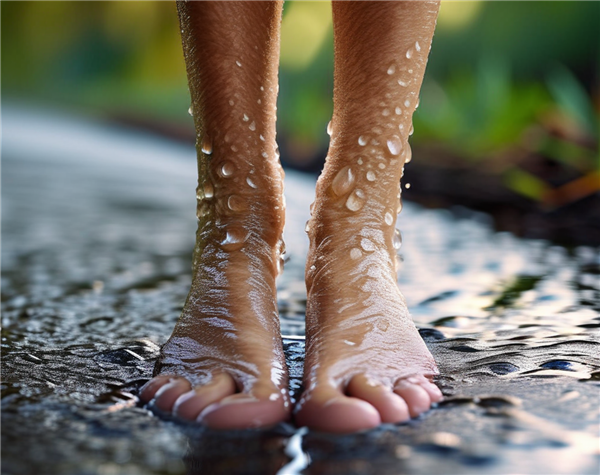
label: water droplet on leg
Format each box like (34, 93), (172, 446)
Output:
(385, 212), (393, 226)
(360, 238), (376, 252)
(387, 64), (396, 75)
(221, 228), (249, 252)
(246, 176), (257, 188)
(332, 166), (355, 196)
(220, 161), (235, 177)
(358, 136), (367, 146)
(346, 189), (365, 212)
(201, 136), (213, 155)
(387, 135), (402, 156)
(228, 195), (247, 212)
(326, 121), (333, 136)
(366, 171), (376, 182)
(350, 248), (362, 260)
(393, 229), (402, 250)
(249, 121), (256, 131)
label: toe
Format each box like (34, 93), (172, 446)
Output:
(198, 392), (289, 429)
(394, 380), (431, 418)
(153, 378), (192, 412)
(173, 373), (236, 421)
(139, 375), (174, 403)
(421, 380), (443, 403)
(295, 386), (381, 433)
(346, 375), (410, 424)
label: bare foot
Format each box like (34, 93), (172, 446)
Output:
(294, 0), (442, 434)
(139, 212), (290, 429)
(140, 0), (290, 430)
(295, 209), (442, 433)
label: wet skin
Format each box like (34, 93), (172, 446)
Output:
(140, 0), (443, 432)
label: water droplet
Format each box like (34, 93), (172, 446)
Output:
(332, 166), (355, 196)
(246, 176), (257, 188)
(377, 318), (390, 332)
(387, 135), (402, 156)
(221, 228), (248, 251)
(243, 114), (249, 122)
(346, 190), (365, 211)
(220, 161), (235, 177)
(259, 134), (265, 141)
(398, 79), (408, 87)
(408, 68), (413, 74)
(260, 86), (264, 91)
(366, 171), (376, 182)
(344, 339), (357, 346)
(397, 198), (403, 214)
(257, 99), (261, 105)
(405, 183), (411, 189)
(231, 145), (238, 152)
(361, 237), (376, 252)
(326, 121), (333, 136)
(358, 136), (367, 146)
(276, 254), (285, 276)
(387, 64), (396, 75)
(399, 124), (405, 132)
(415, 98), (420, 109)
(409, 124), (414, 136)
(378, 163), (386, 170)
(309, 265), (316, 272)
(229, 99), (234, 106)
(403, 143), (412, 163)
(350, 248), (362, 260)
(203, 181), (214, 199)
(395, 107), (402, 115)
(261, 151), (269, 159)
(372, 127), (383, 135)
(305, 220), (310, 233)
(371, 138), (380, 146)
(393, 229), (402, 250)
(382, 109), (390, 117)
(385, 212), (393, 226)
(228, 195), (246, 212)
(188, 106), (194, 117)
(236, 60), (242, 67)
(249, 121), (256, 131)
(404, 99), (410, 108)
(415, 41), (421, 52)
(201, 136), (213, 155)
(357, 158), (364, 165)
(309, 202), (315, 215)
(406, 49), (413, 59)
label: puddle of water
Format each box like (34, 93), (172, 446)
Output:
(2, 106), (599, 475)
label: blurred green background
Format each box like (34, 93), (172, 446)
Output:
(2, 1), (599, 230)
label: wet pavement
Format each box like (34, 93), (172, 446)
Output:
(2, 106), (599, 475)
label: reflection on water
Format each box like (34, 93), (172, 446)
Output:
(2, 107), (599, 475)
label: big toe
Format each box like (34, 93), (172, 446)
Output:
(295, 386), (381, 433)
(198, 391), (289, 429)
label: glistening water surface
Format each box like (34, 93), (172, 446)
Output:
(2, 107), (599, 475)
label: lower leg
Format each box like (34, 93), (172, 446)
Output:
(140, 1), (289, 429)
(296, 0), (442, 433)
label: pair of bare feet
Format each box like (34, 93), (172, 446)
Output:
(139, 1), (442, 433)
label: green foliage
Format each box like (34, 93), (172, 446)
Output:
(414, 59), (552, 159)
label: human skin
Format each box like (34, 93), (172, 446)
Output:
(140, 0), (442, 433)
